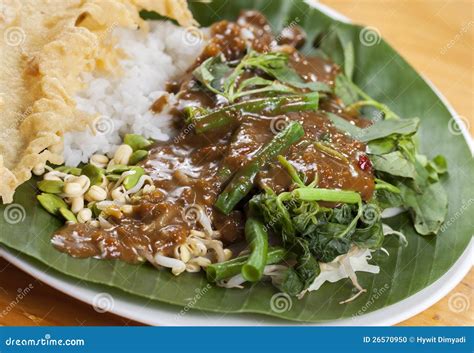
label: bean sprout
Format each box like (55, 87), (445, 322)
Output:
(125, 175), (153, 195)
(155, 254), (186, 276)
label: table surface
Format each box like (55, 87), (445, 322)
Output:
(0, 0), (472, 326)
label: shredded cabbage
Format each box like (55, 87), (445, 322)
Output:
(305, 247), (379, 295)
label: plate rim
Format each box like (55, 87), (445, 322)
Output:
(1, 239), (472, 326)
(0, 2), (472, 326)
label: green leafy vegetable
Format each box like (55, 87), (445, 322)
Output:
(236, 51), (331, 92)
(399, 182), (448, 235)
(325, 112), (362, 136)
(324, 67), (448, 236)
(371, 152), (417, 179)
(248, 158), (382, 294)
(360, 118), (420, 142)
(249, 186), (384, 290)
(193, 56), (233, 97)
(272, 268), (305, 296)
(419, 154), (448, 182)
(333, 74), (359, 105)
(193, 50), (330, 103)
(326, 113), (420, 143)
(332, 73), (401, 120)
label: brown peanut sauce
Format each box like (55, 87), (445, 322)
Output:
(52, 10), (374, 264)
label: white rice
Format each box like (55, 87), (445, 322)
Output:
(64, 21), (206, 166)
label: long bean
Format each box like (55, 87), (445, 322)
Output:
(215, 121), (304, 215)
(192, 92), (318, 134)
(241, 218), (269, 282)
(292, 188), (361, 204)
(214, 127), (245, 187)
(206, 247), (287, 283)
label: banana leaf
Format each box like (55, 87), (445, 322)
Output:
(0, 0), (472, 322)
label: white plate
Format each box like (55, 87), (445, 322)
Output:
(1, 2), (472, 326)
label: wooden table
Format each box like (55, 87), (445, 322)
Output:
(0, 0), (472, 326)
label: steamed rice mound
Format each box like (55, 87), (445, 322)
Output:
(0, 0), (196, 203)
(66, 22), (206, 166)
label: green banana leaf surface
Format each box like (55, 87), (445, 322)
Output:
(0, 0), (472, 322)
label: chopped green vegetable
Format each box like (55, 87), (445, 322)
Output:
(59, 207), (77, 223)
(123, 166), (145, 190)
(191, 93), (319, 134)
(241, 217), (269, 282)
(374, 178), (400, 193)
(129, 150), (148, 165)
(292, 188), (361, 204)
(206, 247), (287, 282)
(291, 188), (363, 239)
(37, 180), (64, 194)
(215, 121), (304, 215)
(55, 166), (82, 176)
(87, 201), (101, 218)
(81, 164), (104, 186)
(37, 193), (68, 216)
(124, 134), (153, 151)
(106, 164), (132, 174)
(106, 174), (120, 182)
